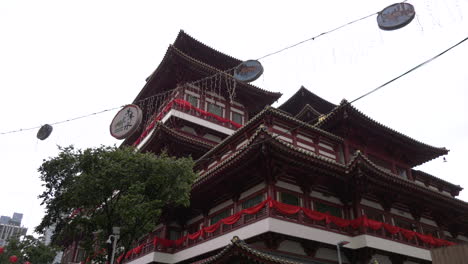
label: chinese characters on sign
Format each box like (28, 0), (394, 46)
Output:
(234, 60), (264, 83)
(377, 3), (416, 30)
(110, 104), (142, 139)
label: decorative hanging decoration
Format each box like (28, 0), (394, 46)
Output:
(377, 3), (416, 30)
(109, 104), (143, 139)
(234, 60), (264, 83)
(9, 255), (18, 263)
(0, 247), (4, 254)
(24, 262), (31, 264)
(36, 124), (53, 140)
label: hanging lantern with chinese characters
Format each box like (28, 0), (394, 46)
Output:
(234, 60), (264, 83)
(377, 3), (416, 30)
(109, 105), (143, 139)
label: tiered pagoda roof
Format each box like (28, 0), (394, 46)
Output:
(139, 122), (215, 159)
(124, 31), (281, 147)
(279, 86), (336, 116)
(316, 99), (449, 166)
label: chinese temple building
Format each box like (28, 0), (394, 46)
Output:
(66, 31), (468, 264)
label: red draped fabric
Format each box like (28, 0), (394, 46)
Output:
(133, 244), (143, 255)
(330, 216), (350, 228)
(302, 208), (327, 222)
(383, 223), (400, 235)
(174, 236), (187, 247)
(400, 229), (416, 240)
(127, 196), (455, 256)
(117, 253), (124, 264)
(242, 200), (269, 214)
(221, 212), (242, 225)
(158, 238), (173, 247)
(124, 250), (133, 259)
(133, 99), (242, 146)
(188, 229), (204, 240)
(416, 233), (436, 245)
(269, 199), (301, 214)
(204, 221), (222, 233)
(152, 237), (158, 247)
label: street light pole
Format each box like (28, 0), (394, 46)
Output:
(336, 241), (349, 264)
(108, 227), (120, 264)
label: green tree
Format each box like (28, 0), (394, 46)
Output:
(0, 235), (58, 264)
(35, 146), (197, 263)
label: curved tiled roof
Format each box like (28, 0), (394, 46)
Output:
(193, 236), (325, 264)
(196, 106), (343, 168)
(279, 86), (336, 116)
(346, 151), (468, 209)
(411, 169), (463, 193)
(316, 100), (448, 166)
(173, 30), (242, 71)
(140, 122), (216, 152)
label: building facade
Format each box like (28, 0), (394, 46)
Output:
(0, 213), (27, 247)
(64, 31), (468, 264)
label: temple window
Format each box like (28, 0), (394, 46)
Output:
(241, 194), (264, 209)
(207, 102), (223, 117)
(422, 226), (439, 238)
(186, 94), (199, 107)
(393, 217), (416, 231)
(315, 202), (342, 218)
(367, 154), (392, 173)
(278, 192), (301, 206)
(363, 208), (385, 222)
(210, 209), (231, 225)
(231, 111), (243, 125)
(168, 229), (182, 240)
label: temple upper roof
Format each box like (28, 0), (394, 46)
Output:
(278, 86), (336, 116)
(316, 99), (448, 166)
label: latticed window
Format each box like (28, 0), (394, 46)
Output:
(210, 209), (231, 225)
(279, 192), (300, 206)
(315, 202), (342, 217)
(186, 94), (199, 107)
(207, 103), (223, 117)
(232, 112), (243, 125)
(168, 229), (182, 240)
(242, 194), (264, 209)
(364, 208), (384, 222)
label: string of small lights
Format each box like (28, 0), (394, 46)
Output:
(0, 1), (461, 139)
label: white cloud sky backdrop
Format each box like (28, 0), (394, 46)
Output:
(1, 0), (467, 234)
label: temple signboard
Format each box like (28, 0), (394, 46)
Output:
(110, 104), (142, 139)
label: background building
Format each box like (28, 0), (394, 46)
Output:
(0, 213), (27, 247)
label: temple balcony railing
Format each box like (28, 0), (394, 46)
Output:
(123, 200), (447, 264)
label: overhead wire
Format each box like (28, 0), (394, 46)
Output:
(196, 33), (468, 163)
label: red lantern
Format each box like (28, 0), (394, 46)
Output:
(24, 262), (31, 264)
(9, 255), (18, 263)
(0, 247), (4, 254)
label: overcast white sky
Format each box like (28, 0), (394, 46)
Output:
(1, 0), (467, 234)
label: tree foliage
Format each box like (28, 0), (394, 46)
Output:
(35, 146), (196, 262)
(0, 235), (58, 264)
